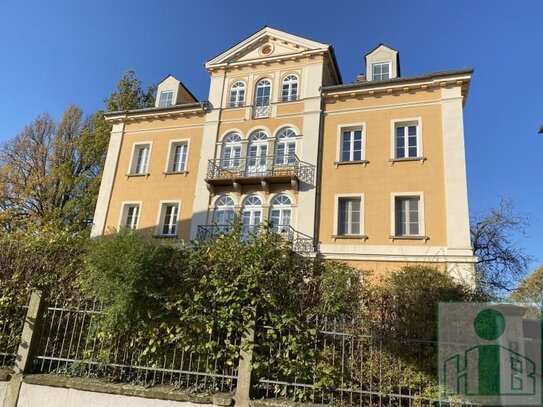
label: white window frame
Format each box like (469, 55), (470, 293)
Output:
(229, 81), (246, 108)
(391, 118), (423, 160)
(269, 193), (295, 234)
(336, 123), (366, 163)
(119, 201), (143, 230)
(275, 127), (297, 166)
(390, 192), (425, 237)
(221, 132), (243, 168)
(254, 78), (272, 118)
(281, 74), (299, 102)
(333, 193), (365, 237)
(155, 200), (181, 237)
(212, 195), (237, 225)
(165, 139), (190, 173)
(158, 90), (175, 107)
(128, 142), (153, 175)
(372, 62), (391, 81)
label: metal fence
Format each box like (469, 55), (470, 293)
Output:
(0, 293), (28, 368)
(253, 317), (453, 407)
(32, 298), (239, 393)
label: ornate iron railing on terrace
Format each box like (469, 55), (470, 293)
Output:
(196, 225), (315, 253)
(205, 155), (315, 187)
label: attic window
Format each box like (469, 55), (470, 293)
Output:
(372, 62), (391, 81)
(158, 90), (174, 107)
(260, 44), (273, 55)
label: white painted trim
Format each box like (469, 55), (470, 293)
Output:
(127, 141), (153, 175)
(441, 86), (472, 250)
(336, 122), (366, 162)
(164, 138), (191, 173)
(211, 193), (239, 207)
(273, 123), (301, 137)
(122, 123), (205, 135)
(118, 201), (143, 230)
(390, 192), (425, 237)
(154, 200), (182, 236)
(157, 89), (175, 108)
(246, 125), (272, 138)
(370, 61), (392, 81)
(267, 190), (297, 206)
(205, 27), (329, 67)
(333, 193), (365, 237)
(390, 117), (423, 159)
(219, 129), (245, 141)
(91, 123), (125, 237)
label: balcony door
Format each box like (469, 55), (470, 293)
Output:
(254, 79), (271, 118)
(213, 195), (236, 231)
(269, 194), (292, 235)
(275, 127), (297, 166)
(242, 195), (262, 236)
(221, 133), (242, 169)
(247, 131), (268, 175)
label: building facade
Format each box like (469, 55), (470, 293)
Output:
(91, 27), (476, 283)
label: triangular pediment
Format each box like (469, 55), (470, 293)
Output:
(205, 26), (331, 69)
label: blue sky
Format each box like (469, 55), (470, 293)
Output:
(0, 1), (541, 268)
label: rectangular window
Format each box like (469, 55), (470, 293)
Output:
(160, 203), (179, 236)
(395, 122), (419, 158)
(169, 142), (188, 172)
(158, 90), (174, 107)
(338, 198), (361, 235)
(341, 129), (363, 162)
(123, 204), (140, 230)
(372, 63), (390, 81)
(132, 145), (150, 174)
(395, 197), (420, 236)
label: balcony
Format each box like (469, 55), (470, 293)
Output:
(205, 155), (315, 191)
(196, 225), (315, 253)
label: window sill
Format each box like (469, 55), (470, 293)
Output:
(226, 105), (246, 109)
(334, 160), (369, 168)
(389, 157), (427, 165)
(332, 234), (368, 242)
(152, 235), (180, 240)
(163, 171), (189, 176)
(278, 98), (300, 103)
(126, 173), (150, 178)
(389, 235), (429, 242)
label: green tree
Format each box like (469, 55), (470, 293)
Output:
(105, 70), (156, 112)
(0, 70), (155, 232)
(510, 265), (543, 304)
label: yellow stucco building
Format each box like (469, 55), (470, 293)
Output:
(91, 27), (476, 283)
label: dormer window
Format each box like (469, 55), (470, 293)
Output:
(372, 62), (391, 81)
(158, 90), (174, 107)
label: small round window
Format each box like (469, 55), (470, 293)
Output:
(261, 44), (273, 55)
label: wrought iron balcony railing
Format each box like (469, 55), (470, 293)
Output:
(205, 155), (315, 185)
(196, 225), (315, 253)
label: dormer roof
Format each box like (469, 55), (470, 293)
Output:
(205, 26), (342, 83)
(365, 44), (401, 81)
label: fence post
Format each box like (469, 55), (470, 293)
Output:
(234, 325), (255, 407)
(14, 290), (45, 374)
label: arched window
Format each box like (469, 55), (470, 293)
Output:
(275, 127), (297, 166)
(221, 132), (242, 168)
(247, 131), (268, 175)
(213, 195), (236, 227)
(242, 195), (263, 235)
(281, 75), (298, 102)
(270, 194), (292, 234)
(254, 79), (271, 118)
(229, 81), (245, 108)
